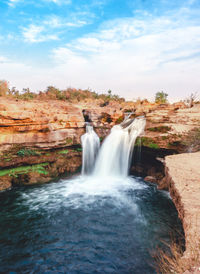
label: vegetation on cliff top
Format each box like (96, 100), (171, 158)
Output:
(0, 80), (125, 103)
(155, 91), (168, 104)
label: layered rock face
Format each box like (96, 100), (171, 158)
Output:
(0, 98), (85, 150)
(145, 103), (200, 150)
(0, 97), (125, 190)
(1, 97), (199, 151)
(0, 97), (200, 192)
(0, 98), (128, 150)
(164, 152), (200, 270)
(0, 149), (82, 191)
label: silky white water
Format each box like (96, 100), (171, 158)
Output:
(34, 116), (145, 210)
(93, 116), (146, 177)
(81, 123), (100, 175)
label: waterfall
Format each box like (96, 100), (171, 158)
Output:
(81, 123), (100, 175)
(93, 117), (146, 177)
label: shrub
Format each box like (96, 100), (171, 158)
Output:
(58, 149), (69, 155)
(0, 80), (125, 103)
(135, 137), (160, 149)
(155, 91), (168, 104)
(148, 142), (160, 149)
(148, 126), (171, 133)
(17, 148), (39, 157)
(0, 163), (48, 177)
(65, 137), (73, 145)
(75, 148), (82, 152)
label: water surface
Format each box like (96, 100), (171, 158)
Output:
(0, 175), (182, 273)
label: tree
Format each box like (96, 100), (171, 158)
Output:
(155, 91), (168, 104)
(185, 92), (199, 108)
(0, 80), (9, 96)
(9, 87), (19, 96)
(107, 89), (112, 98)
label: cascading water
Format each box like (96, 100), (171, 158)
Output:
(0, 116), (183, 274)
(93, 116), (146, 177)
(81, 123), (100, 175)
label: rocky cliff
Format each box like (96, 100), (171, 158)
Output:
(0, 97), (200, 191)
(163, 152), (200, 272)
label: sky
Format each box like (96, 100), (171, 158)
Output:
(0, 0), (200, 101)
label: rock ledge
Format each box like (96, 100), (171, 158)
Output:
(164, 152), (200, 270)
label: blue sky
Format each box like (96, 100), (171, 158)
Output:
(0, 0), (200, 101)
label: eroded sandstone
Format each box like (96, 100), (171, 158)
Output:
(164, 152), (200, 270)
(0, 97), (200, 192)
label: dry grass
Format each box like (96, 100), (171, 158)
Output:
(154, 236), (200, 273)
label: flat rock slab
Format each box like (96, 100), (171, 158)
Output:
(165, 152), (200, 259)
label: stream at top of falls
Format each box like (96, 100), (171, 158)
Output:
(0, 117), (183, 273)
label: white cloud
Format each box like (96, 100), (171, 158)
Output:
(0, 56), (9, 63)
(22, 24), (59, 43)
(50, 15), (200, 101)
(7, 0), (20, 6)
(43, 16), (87, 28)
(2, 8), (200, 102)
(21, 12), (92, 43)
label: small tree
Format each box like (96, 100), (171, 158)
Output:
(107, 89), (112, 98)
(184, 92), (198, 108)
(0, 80), (9, 96)
(155, 91), (168, 104)
(9, 87), (19, 96)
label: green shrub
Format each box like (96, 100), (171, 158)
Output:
(155, 91), (168, 104)
(148, 126), (171, 133)
(65, 137), (73, 145)
(17, 149), (39, 157)
(148, 143), (159, 149)
(0, 163), (48, 177)
(75, 148), (82, 152)
(135, 137), (160, 149)
(58, 149), (69, 155)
